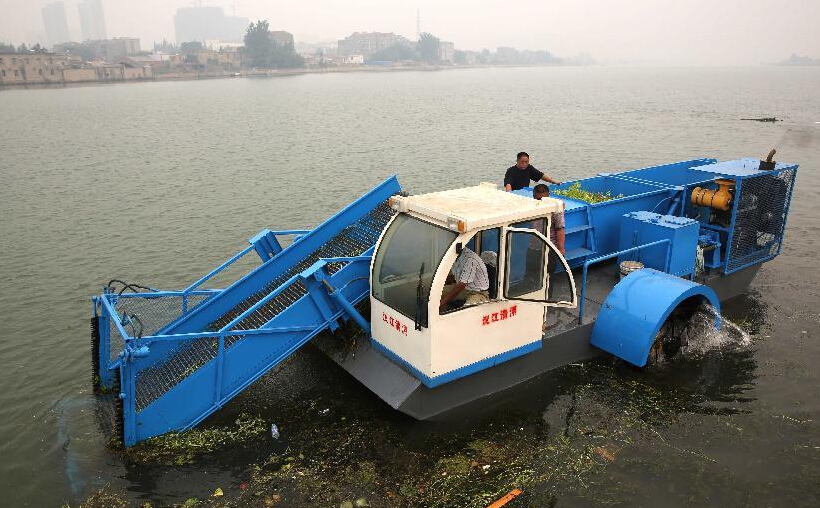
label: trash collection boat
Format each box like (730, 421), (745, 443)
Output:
(92, 154), (797, 445)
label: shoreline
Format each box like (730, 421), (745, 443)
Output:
(0, 63), (585, 90)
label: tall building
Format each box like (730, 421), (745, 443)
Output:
(41, 2), (70, 47)
(174, 7), (249, 44)
(78, 0), (107, 41)
(337, 32), (412, 58)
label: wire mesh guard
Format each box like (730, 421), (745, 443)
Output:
(106, 293), (215, 364)
(727, 168), (795, 272)
(133, 201), (395, 413)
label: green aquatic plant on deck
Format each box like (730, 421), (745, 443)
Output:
(554, 182), (624, 204)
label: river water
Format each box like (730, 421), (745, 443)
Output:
(1, 67), (819, 507)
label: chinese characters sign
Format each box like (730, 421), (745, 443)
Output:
(382, 312), (409, 335)
(481, 305), (517, 326)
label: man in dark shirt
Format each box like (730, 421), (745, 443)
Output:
(504, 152), (561, 191)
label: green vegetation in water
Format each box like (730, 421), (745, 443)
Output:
(82, 332), (758, 507)
(121, 413), (266, 465)
(554, 182), (624, 204)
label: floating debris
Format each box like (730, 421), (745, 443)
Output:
(741, 117), (781, 122)
(486, 488), (523, 508)
(122, 413), (266, 465)
(270, 423), (280, 439)
(593, 446), (616, 463)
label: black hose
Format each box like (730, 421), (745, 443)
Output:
(106, 279), (157, 295)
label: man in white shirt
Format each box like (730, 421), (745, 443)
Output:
(440, 246), (490, 311)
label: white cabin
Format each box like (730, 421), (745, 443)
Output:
(369, 182), (577, 387)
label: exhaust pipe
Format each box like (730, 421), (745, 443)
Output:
(758, 148), (776, 171)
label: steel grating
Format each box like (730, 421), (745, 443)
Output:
(727, 169), (795, 272)
(133, 201), (395, 412)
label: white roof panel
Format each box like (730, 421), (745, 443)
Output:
(392, 182), (562, 231)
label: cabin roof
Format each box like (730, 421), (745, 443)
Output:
(391, 182), (562, 231)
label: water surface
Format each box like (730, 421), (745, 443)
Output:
(1, 66), (819, 507)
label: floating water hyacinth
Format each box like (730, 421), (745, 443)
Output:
(553, 182), (623, 204)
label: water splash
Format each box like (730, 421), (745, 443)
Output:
(681, 304), (751, 356)
(652, 303), (751, 365)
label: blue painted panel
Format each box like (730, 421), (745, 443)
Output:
(618, 212), (699, 276)
(587, 190), (671, 257)
(590, 268), (720, 367)
(614, 158), (718, 186)
(559, 206), (592, 254)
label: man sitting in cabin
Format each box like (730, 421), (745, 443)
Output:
(440, 246), (490, 311)
(504, 152), (561, 191)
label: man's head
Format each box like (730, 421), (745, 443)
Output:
(516, 151), (530, 170)
(533, 183), (549, 200)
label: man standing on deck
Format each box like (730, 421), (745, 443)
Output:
(525, 184), (565, 296)
(504, 152), (561, 191)
(533, 184), (565, 259)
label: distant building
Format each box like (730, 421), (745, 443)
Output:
(204, 39), (243, 51)
(270, 31), (294, 49)
(55, 38), (141, 61)
(41, 2), (71, 47)
(78, 0), (107, 41)
(340, 54), (364, 65)
(192, 49), (242, 70)
(122, 53), (169, 69)
(1, 52), (65, 84)
(496, 47), (519, 64)
(174, 6), (249, 44)
(438, 41), (455, 63)
(337, 32), (412, 58)
(95, 38), (141, 60)
(0, 51), (151, 85)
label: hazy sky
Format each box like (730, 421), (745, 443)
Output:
(1, 0), (818, 65)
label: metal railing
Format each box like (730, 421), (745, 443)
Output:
(577, 239), (671, 324)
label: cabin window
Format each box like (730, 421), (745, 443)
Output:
(372, 215), (456, 328)
(505, 229), (547, 299)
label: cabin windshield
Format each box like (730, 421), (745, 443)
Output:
(372, 214), (457, 328)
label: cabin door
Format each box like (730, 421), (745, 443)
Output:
(503, 227), (578, 308)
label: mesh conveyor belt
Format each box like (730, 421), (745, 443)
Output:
(134, 202), (395, 412)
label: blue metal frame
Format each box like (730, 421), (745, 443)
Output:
(129, 253), (375, 444)
(722, 177), (743, 275)
(94, 176), (400, 445)
(578, 239), (672, 324)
